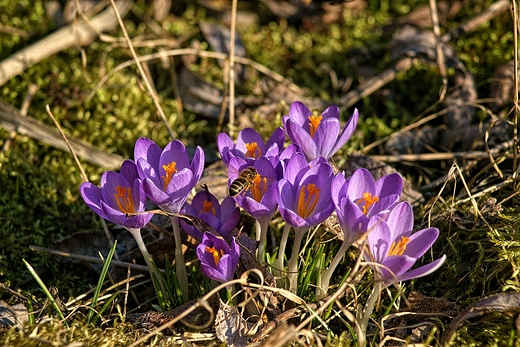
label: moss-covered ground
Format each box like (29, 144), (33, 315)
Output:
(1, 0), (519, 345)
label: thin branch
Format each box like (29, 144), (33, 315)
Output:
(228, 0), (238, 138)
(108, 0), (177, 140)
(429, 0), (448, 101)
(0, 1), (132, 86)
(87, 48), (302, 101)
(513, 0), (519, 177)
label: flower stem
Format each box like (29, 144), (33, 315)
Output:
(316, 239), (352, 299)
(255, 218), (270, 264)
(126, 227), (167, 309)
(287, 227), (308, 294)
(225, 285), (235, 305)
(170, 216), (189, 303)
(276, 224), (292, 287)
(357, 281), (381, 347)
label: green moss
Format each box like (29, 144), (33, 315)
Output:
(0, 0), (517, 345)
(0, 319), (141, 346)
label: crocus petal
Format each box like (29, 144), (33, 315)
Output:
(180, 204), (204, 242)
(341, 200), (368, 229)
(385, 202), (414, 239)
(279, 206), (308, 228)
(395, 255), (446, 283)
(285, 119), (319, 160)
(120, 160), (139, 183)
(265, 127), (285, 158)
(142, 178), (173, 207)
(403, 227), (440, 259)
(164, 169), (193, 196)
(136, 158), (162, 189)
(236, 128), (266, 158)
(217, 132), (234, 164)
(218, 197), (240, 237)
(331, 172), (348, 207)
(134, 137), (162, 168)
(329, 108), (359, 155)
(199, 263), (227, 283)
(375, 172), (403, 198)
(369, 194), (400, 216)
(366, 217), (391, 262)
(160, 141), (190, 170)
(298, 163), (333, 214)
(283, 152), (309, 183)
(380, 255), (417, 282)
(277, 180), (308, 227)
(321, 104), (340, 120)
(304, 203), (335, 227)
(100, 202), (151, 228)
(190, 146), (205, 185)
(80, 182), (106, 219)
(314, 117), (339, 159)
(287, 101), (312, 128)
(100, 171), (131, 207)
(346, 168), (375, 199)
(239, 184), (278, 219)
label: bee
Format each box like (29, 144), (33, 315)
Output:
(229, 167), (258, 197)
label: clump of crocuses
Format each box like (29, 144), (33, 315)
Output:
(80, 100), (446, 324)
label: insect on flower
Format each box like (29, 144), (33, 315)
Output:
(229, 167), (258, 197)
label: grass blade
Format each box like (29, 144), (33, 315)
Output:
(22, 259), (65, 321)
(87, 240), (117, 324)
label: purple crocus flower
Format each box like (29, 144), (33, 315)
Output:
(283, 101), (359, 161)
(80, 160), (152, 228)
(227, 156), (278, 224)
(226, 156), (279, 262)
(218, 127), (285, 164)
(366, 201), (446, 285)
(276, 152), (334, 229)
(196, 232), (240, 284)
(134, 137), (204, 213)
(317, 168), (403, 298)
(332, 168), (403, 246)
(180, 190), (240, 242)
(276, 152), (334, 293)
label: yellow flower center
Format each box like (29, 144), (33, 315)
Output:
(201, 200), (217, 216)
(161, 162), (177, 190)
(245, 142), (261, 159)
(308, 115), (323, 138)
(205, 246), (225, 266)
(114, 185), (135, 214)
(251, 173), (268, 202)
(388, 236), (410, 256)
(355, 192), (379, 215)
(297, 183), (320, 219)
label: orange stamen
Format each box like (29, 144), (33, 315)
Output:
(251, 174), (267, 202)
(297, 183), (320, 219)
(355, 192), (379, 215)
(161, 162), (177, 190)
(245, 142), (262, 159)
(388, 236), (410, 256)
(201, 200), (217, 216)
(205, 246), (225, 266)
(114, 185), (135, 213)
(308, 115), (323, 138)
